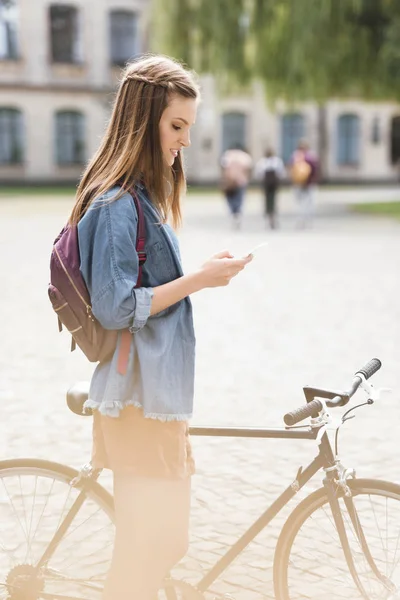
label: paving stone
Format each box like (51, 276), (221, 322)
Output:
(1, 189), (400, 599)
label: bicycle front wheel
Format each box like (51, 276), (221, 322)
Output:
(0, 458), (115, 600)
(274, 478), (400, 600)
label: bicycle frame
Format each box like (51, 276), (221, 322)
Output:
(189, 425), (332, 592)
(31, 424), (390, 600)
(190, 425), (393, 598)
(32, 425), (326, 597)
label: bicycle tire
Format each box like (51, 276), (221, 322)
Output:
(0, 458), (114, 600)
(274, 478), (400, 600)
(0, 458), (191, 600)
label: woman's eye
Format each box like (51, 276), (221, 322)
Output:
(172, 125), (181, 131)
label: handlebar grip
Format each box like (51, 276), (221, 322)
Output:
(355, 358), (382, 380)
(284, 399), (323, 426)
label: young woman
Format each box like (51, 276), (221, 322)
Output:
(68, 55), (252, 600)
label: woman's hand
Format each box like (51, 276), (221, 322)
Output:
(198, 250), (252, 288)
(150, 251), (252, 316)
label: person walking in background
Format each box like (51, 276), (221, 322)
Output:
(220, 145), (253, 229)
(290, 139), (319, 229)
(255, 147), (285, 229)
(68, 55), (252, 600)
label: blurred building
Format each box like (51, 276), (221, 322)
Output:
(0, 0), (148, 183)
(188, 77), (400, 184)
(1, 0), (400, 185)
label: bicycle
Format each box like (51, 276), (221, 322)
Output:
(0, 358), (399, 600)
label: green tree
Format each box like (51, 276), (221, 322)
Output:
(152, 0), (400, 172)
(153, 0), (400, 101)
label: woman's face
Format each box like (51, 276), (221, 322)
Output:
(159, 94), (197, 167)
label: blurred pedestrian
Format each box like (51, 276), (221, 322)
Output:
(290, 139), (319, 228)
(255, 147), (285, 229)
(220, 145), (253, 229)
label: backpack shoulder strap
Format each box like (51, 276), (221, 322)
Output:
(118, 185), (147, 376)
(130, 187), (146, 287)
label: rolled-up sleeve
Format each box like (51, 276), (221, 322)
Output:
(78, 190), (153, 332)
(129, 288), (153, 332)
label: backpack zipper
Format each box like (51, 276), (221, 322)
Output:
(54, 245), (94, 319)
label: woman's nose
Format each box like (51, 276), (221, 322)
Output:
(180, 131), (191, 148)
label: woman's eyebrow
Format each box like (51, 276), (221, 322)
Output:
(174, 117), (189, 125)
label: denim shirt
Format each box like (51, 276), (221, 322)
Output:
(77, 184), (196, 420)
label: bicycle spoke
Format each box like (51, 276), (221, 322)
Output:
(386, 496), (389, 578)
(26, 475), (39, 563)
(369, 493), (387, 560)
(58, 506), (111, 544)
(47, 535), (114, 576)
(277, 482), (400, 600)
(18, 475), (31, 561)
(1, 476), (31, 552)
(53, 480), (75, 534)
(389, 524), (400, 581)
(0, 463), (114, 600)
(24, 475), (58, 564)
(45, 503), (114, 573)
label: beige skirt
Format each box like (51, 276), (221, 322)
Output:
(91, 405), (195, 479)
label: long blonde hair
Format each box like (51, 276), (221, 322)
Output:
(69, 55), (199, 227)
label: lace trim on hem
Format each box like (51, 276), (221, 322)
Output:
(83, 398), (192, 421)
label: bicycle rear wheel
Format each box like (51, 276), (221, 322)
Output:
(274, 478), (400, 600)
(0, 458), (114, 600)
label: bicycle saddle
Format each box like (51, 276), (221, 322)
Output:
(66, 381), (91, 416)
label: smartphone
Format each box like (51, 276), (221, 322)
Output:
(245, 241), (269, 257)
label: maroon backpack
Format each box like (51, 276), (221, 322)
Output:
(48, 188), (146, 375)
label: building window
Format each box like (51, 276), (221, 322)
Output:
(337, 114), (360, 165)
(0, 108), (24, 164)
(371, 116), (381, 145)
(55, 111), (85, 165)
(49, 4), (82, 63)
(0, 0), (18, 59)
(390, 116), (400, 165)
(109, 10), (139, 66)
(221, 112), (247, 153)
(281, 113), (305, 164)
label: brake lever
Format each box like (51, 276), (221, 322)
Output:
(359, 375), (392, 403)
(310, 398), (343, 445)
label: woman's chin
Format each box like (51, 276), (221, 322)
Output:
(163, 155), (175, 167)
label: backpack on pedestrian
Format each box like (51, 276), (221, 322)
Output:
(48, 188), (146, 375)
(264, 168), (279, 188)
(290, 158), (312, 186)
(220, 167), (241, 194)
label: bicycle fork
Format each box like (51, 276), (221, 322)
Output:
(324, 471), (397, 598)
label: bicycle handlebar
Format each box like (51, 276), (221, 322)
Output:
(283, 399), (323, 426)
(283, 358), (382, 427)
(355, 357), (382, 381)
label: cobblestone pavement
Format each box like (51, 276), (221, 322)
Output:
(1, 187), (400, 599)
